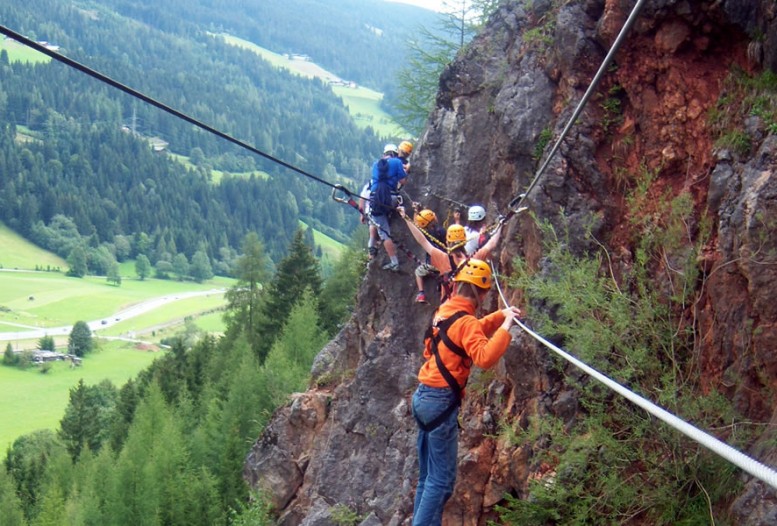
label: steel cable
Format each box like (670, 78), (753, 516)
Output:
(491, 264), (777, 491)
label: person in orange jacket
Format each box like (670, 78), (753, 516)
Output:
(411, 259), (521, 525)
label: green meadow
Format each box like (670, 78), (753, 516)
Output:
(299, 220), (346, 277)
(0, 232), (232, 449)
(0, 222), (67, 271)
(0, 340), (161, 451)
(217, 33), (407, 138)
(167, 152), (271, 183)
(97, 292), (227, 339)
(300, 220), (345, 258)
(0, 270), (227, 335)
(331, 84), (407, 138)
(0, 37), (51, 64)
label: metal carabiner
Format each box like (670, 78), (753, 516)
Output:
(331, 184), (352, 204)
(507, 193), (527, 211)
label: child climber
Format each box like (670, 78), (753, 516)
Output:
(398, 206), (503, 304)
(411, 259), (521, 525)
(412, 208), (446, 303)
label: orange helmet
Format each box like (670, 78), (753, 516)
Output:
(446, 224), (466, 244)
(453, 259), (492, 289)
(414, 209), (437, 229)
(398, 141), (413, 155)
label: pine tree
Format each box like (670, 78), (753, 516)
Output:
(263, 289), (328, 405)
(3, 342), (18, 366)
(58, 379), (117, 460)
(108, 384), (171, 525)
(224, 233), (270, 347)
(38, 335), (54, 352)
(29, 484), (66, 526)
(173, 253), (190, 281)
(190, 249), (214, 282)
(395, 0), (497, 135)
(107, 260), (122, 286)
(206, 342), (267, 511)
(4, 430), (65, 520)
(109, 379), (139, 452)
(0, 463), (26, 526)
(254, 229), (322, 362)
(319, 239), (367, 335)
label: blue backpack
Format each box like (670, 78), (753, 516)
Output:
(370, 159), (395, 217)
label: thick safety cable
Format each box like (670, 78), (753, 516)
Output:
(490, 265), (777, 491)
(509, 0), (648, 210)
(0, 24), (338, 190)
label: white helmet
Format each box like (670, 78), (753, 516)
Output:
(468, 205), (486, 222)
(383, 143), (398, 155)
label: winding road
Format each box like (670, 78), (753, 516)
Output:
(0, 288), (225, 342)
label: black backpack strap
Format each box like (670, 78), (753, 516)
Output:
(435, 312), (470, 362)
(417, 311), (472, 432)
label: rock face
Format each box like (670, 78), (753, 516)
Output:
(244, 1), (777, 524)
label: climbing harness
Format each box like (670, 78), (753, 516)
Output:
(489, 263), (777, 491)
(416, 311), (472, 432)
(436, 256), (470, 304)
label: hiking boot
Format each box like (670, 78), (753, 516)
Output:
(415, 291), (427, 304)
(382, 261), (400, 272)
(368, 246), (378, 260)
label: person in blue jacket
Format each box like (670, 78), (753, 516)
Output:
(371, 143), (407, 192)
(366, 144), (407, 271)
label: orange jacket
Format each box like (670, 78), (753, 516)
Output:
(418, 295), (511, 395)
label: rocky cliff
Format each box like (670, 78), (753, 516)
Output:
(244, 1), (777, 524)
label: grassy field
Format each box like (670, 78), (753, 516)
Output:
(0, 270), (228, 335)
(167, 152), (271, 183)
(331, 84), (407, 137)
(301, 220), (345, 260)
(0, 340), (162, 451)
(98, 293), (227, 338)
(0, 223), (67, 271)
(300, 220), (346, 277)
(0, 38), (51, 64)
(0, 264), (232, 449)
(216, 33), (407, 138)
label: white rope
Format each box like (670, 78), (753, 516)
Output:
(490, 264), (777, 491)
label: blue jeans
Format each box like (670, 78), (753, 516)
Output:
(412, 384), (459, 526)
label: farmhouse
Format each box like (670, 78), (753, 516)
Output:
(15, 349), (82, 366)
(36, 41), (60, 52)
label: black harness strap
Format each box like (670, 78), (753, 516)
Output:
(438, 256), (469, 303)
(417, 311), (472, 432)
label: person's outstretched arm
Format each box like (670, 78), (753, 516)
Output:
(398, 207), (434, 255)
(475, 223), (503, 259)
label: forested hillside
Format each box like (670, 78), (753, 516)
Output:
(0, 0), (415, 271)
(96, 0), (438, 92)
